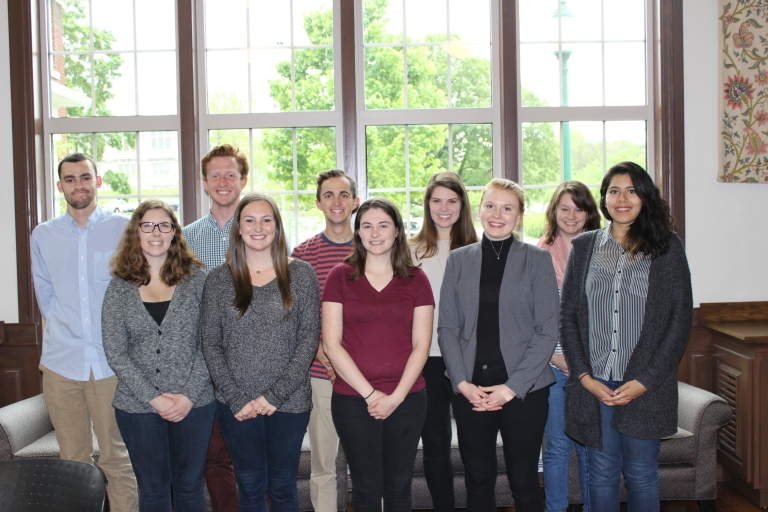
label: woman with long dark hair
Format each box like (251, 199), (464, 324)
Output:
(561, 162), (693, 512)
(323, 197), (434, 512)
(537, 181), (600, 512)
(103, 199), (213, 511)
(409, 172), (477, 511)
(201, 192), (319, 512)
(439, 178), (559, 512)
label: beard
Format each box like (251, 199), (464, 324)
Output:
(63, 190), (96, 210)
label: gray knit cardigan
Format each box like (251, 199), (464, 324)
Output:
(102, 268), (214, 414)
(560, 230), (693, 448)
(200, 260), (319, 415)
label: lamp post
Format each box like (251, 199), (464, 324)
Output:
(553, 0), (573, 181)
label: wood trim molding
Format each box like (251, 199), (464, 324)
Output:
(499, 1), (519, 183)
(658, 0), (686, 243)
(340, 0), (358, 184)
(177, 0), (200, 225)
(9, 0), (42, 326)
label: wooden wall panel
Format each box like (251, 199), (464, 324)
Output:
(0, 322), (41, 408)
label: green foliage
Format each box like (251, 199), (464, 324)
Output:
(58, 1), (134, 161)
(102, 170), (132, 195)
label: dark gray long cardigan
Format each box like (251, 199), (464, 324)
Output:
(560, 229), (693, 448)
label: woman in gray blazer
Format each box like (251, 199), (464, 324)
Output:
(438, 178), (559, 512)
(103, 199), (214, 512)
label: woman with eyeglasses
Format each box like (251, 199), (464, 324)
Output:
(201, 192), (320, 512)
(103, 199), (214, 512)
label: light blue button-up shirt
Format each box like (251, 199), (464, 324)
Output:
(31, 205), (129, 381)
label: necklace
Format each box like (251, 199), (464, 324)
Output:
(251, 265), (273, 275)
(489, 239), (504, 260)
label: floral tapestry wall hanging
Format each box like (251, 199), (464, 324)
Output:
(720, 1), (768, 183)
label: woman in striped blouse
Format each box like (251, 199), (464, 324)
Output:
(560, 162), (693, 512)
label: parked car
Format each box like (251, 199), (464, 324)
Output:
(102, 199), (139, 213)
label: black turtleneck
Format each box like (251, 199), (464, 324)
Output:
(476, 234), (513, 366)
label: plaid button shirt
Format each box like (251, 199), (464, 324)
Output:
(182, 213), (232, 270)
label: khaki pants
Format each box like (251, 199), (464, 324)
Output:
(40, 364), (138, 512)
(309, 378), (339, 512)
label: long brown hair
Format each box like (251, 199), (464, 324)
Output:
(541, 180), (601, 245)
(410, 172), (478, 259)
(345, 198), (417, 280)
(111, 199), (203, 286)
(226, 193), (292, 317)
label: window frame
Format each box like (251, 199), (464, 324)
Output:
(9, 0), (685, 326)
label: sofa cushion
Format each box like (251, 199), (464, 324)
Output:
(658, 426), (695, 465)
(14, 431), (100, 460)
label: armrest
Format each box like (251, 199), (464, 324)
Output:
(0, 395), (54, 460)
(677, 382), (733, 499)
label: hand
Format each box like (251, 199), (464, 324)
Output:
(234, 401), (259, 421)
(477, 384), (516, 411)
(149, 395), (174, 414)
(321, 360), (336, 383)
(579, 375), (618, 404)
(607, 380), (647, 406)
(253, 395), (277, 416)
(457, 381), (500, 412)
(367, 392), (402, 420)
(550, 353), (570, 376)
(157, 393), (194, 422)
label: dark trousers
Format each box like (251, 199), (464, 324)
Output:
(421, 357), (455, 512)
(452, 363), (549, 512)
(332, 390), (427, 512)
(205, 415), (239, 512)
(115, 401), (216, 512)
(217, 401), (309, 512)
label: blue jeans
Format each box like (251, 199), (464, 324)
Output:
(543, 367), (589, 512)
(586, 379), (661, 512)
(114, 400), (215, 512)
(216, 401), (309, 512)
(421, 357), (455, 512)
(332, 390), (427, 512)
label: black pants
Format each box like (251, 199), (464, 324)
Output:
(332, 390), (427, 512)
(421, 356), (455, 512)
(452, 363), (549, 512)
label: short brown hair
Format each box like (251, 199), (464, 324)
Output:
(58, 153), (97, 178)
(316, 169), (357, 200)
(111, 200), (203, 286)
(345, 198), (417, 280)
(201, 144), (249, 180)
(541, 180), (601, 245)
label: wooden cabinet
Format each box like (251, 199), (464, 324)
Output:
(0, 322), (41, 408)
(701, 302), (768, 507)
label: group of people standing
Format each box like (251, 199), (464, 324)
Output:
(31, 142), (692, 512)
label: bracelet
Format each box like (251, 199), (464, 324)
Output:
(364, 389), (376, 400)
(578, 373), (591, 382)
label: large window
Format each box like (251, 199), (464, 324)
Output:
(40, 0), (655, 246)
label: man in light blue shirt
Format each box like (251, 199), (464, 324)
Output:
(31, 153), (138, 512)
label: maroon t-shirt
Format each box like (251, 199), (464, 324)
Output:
(322, 263), (434, 397)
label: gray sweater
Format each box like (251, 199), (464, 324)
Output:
(201, 260), (320, 415)
(102, 268), (214, 414)
(560, 231), (693, 447)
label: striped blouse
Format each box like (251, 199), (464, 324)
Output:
(586, 227), (651, 381)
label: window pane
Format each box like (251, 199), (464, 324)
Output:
(294, 48), (335, 112)
(205, 0), (248, 49)
(605, 121), (646, 170)
(251, 49), (292, 113)
(408, 125), (449, 187)
(405, 0), (447, 43)
(520, 44), (560, 107)
(561, 43), (602, 106)
(518, 0), (559, 43)
(293, 0), (334, 46)
(51, 131), (179, 218)
(249, 2), (291, 47)
(570, 121), (604, 185)
(522, 122), (561, 186)
(604, 43), (646, 106)
(363, 0), (403, 44)
(207, 50), (250, 114)
(560, 0), (603, 42)
(365, 47), (405, 110)
(604, 0), (645, 41)
(451, 44), (492, 108)
(450, 0), (490, 43)
(49, 0), (177, 118)
(407, 46), (448, 109)
(137, 52), (178, 115)
(296, 127), (337, 191)
(452, 124), (493, 186)
(367, 125), (406, 189)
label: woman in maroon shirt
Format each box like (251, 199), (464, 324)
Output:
(322, 197), (434, 512)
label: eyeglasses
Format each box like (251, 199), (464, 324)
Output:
(139, 222), (174, 234)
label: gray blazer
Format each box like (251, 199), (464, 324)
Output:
(437, 238), (559, 399)
(103, 268), (214, 414)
